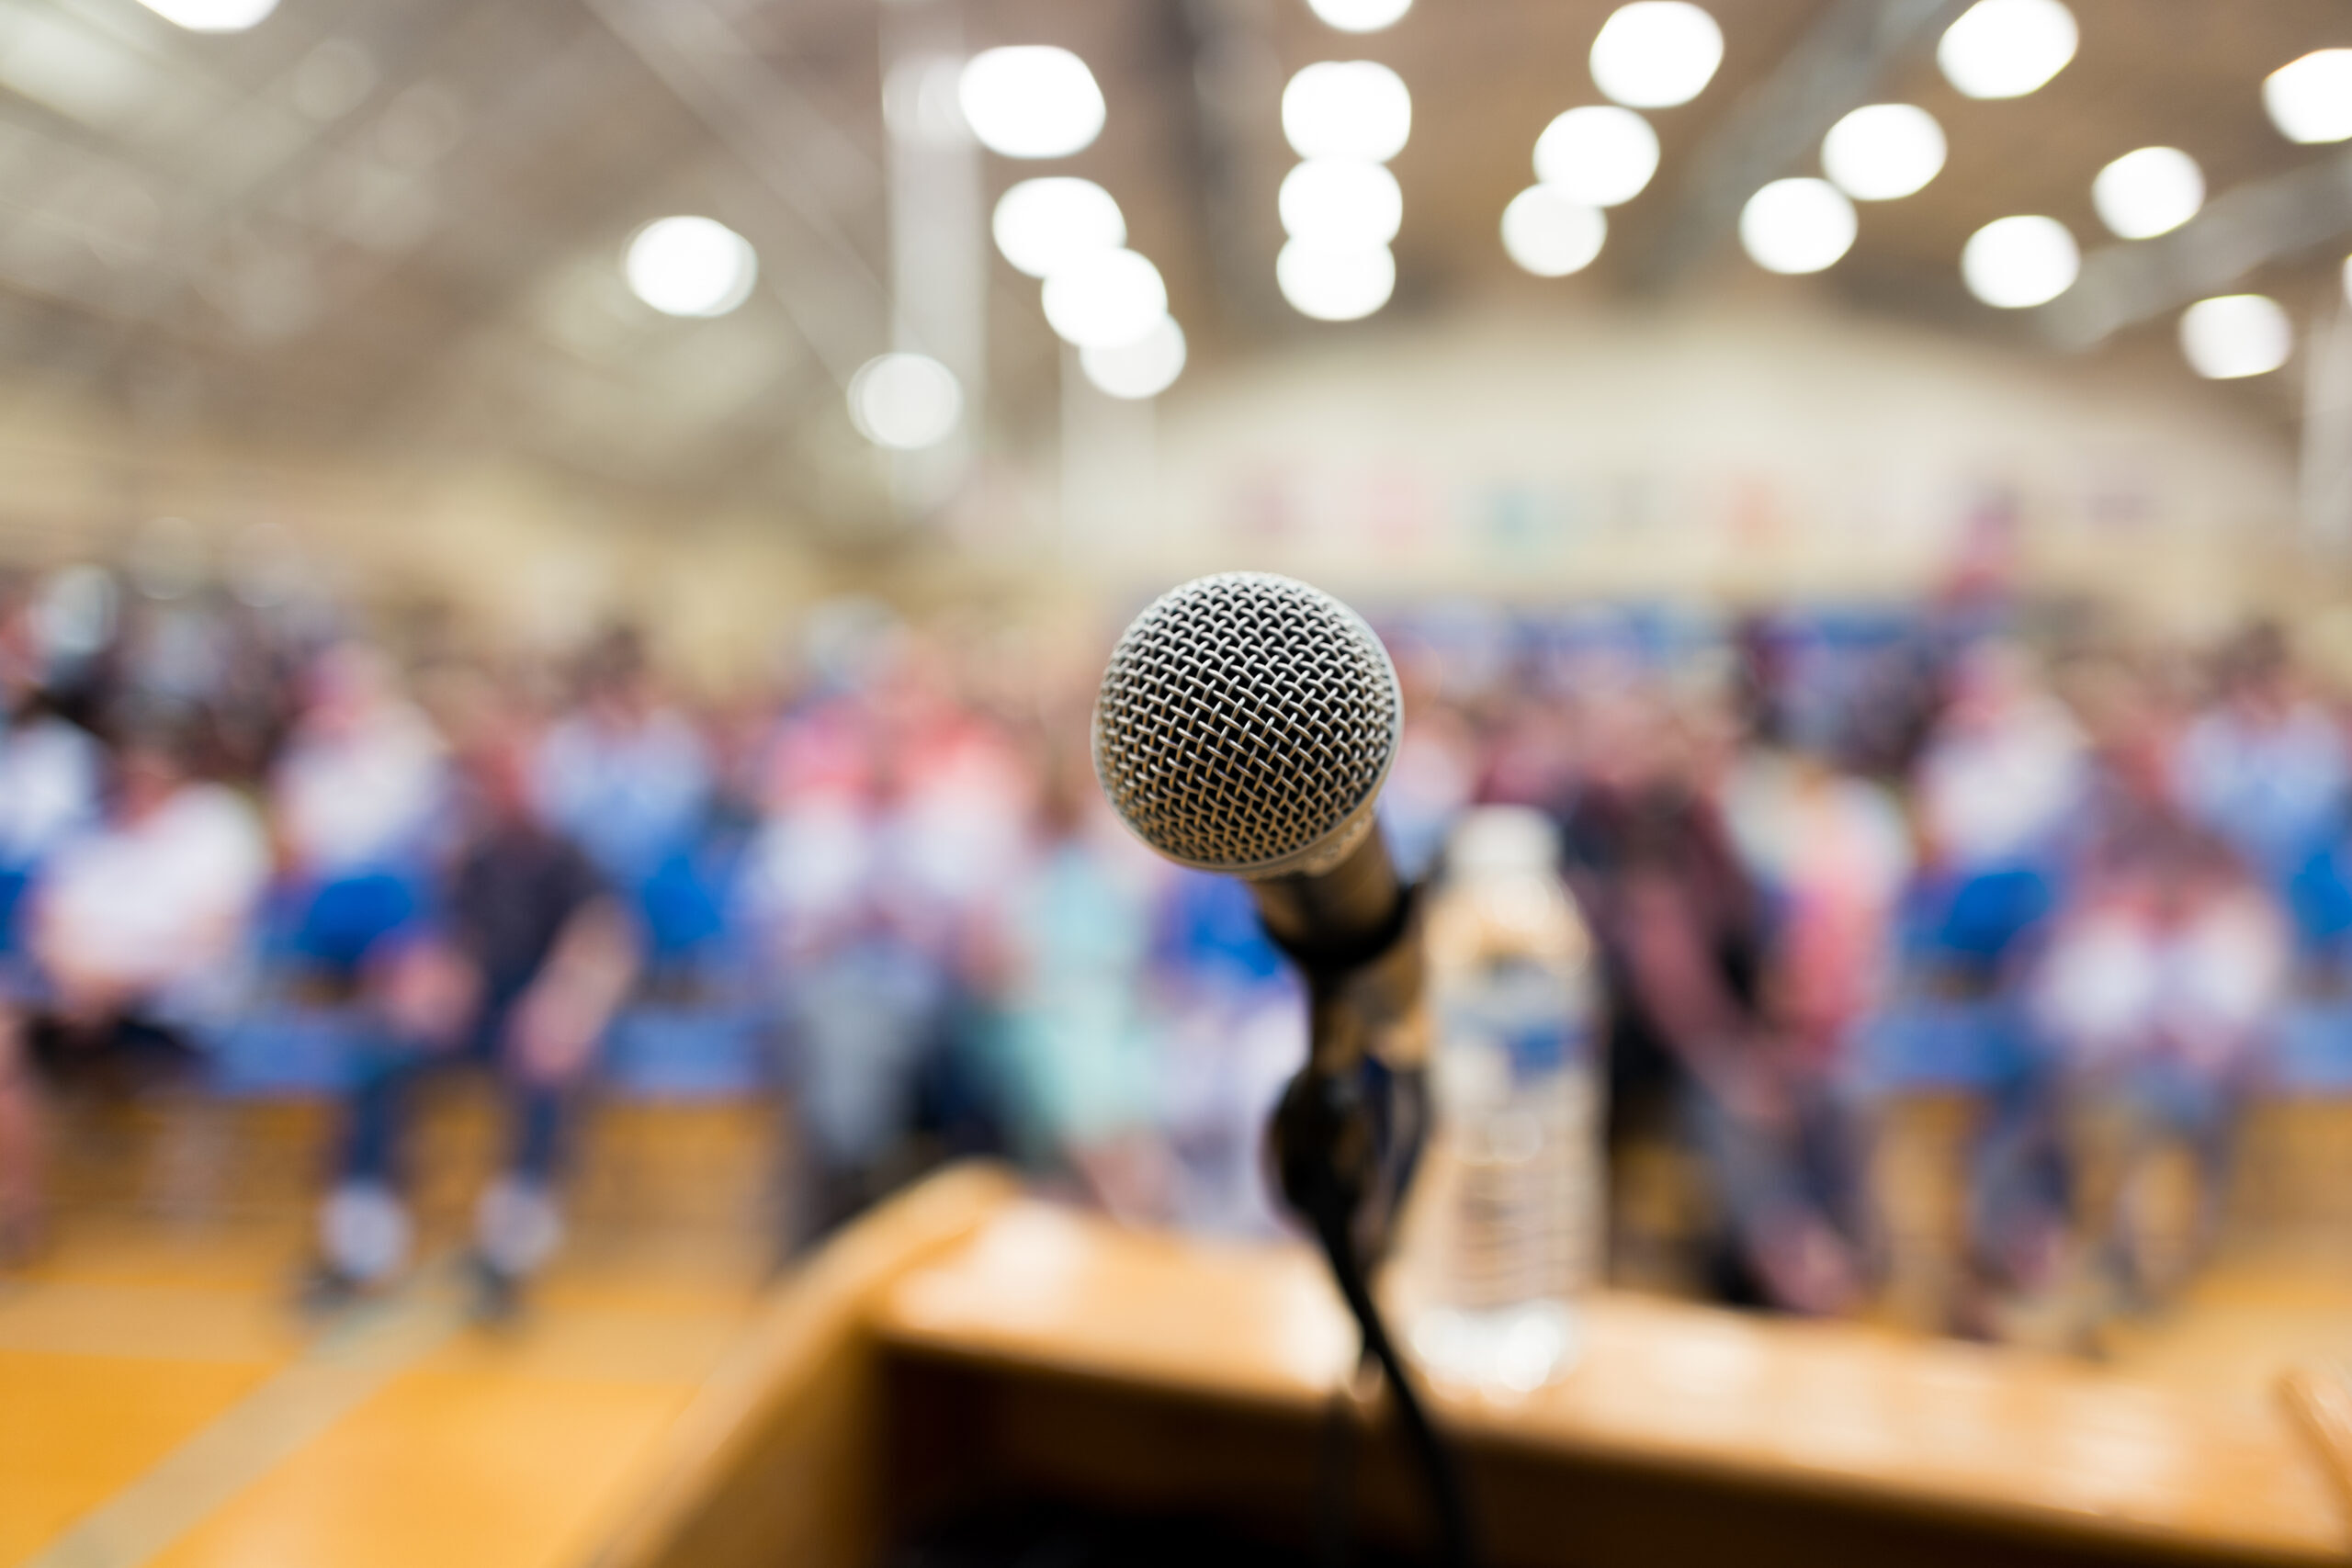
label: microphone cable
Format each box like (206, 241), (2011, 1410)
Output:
(1294, 1143), (1479, 1568)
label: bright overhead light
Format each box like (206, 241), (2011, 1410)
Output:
(1276, 240), (1396, 321)
(625, 217), (757, 318)
(2091, 147), (2203, 240)
(1589, 3), (1723, 110)
(133, 0), (279, 30)
(1821, 104), (1944, 200)
(958, 47), (1105, 159)
(1041, 247), (1168, 348)
(2180, 295), (2291, 379)
(1279, 159), (1403, 247)
(1282, 62), (1412, 162)
(1501, 186), (1606, 276)
(1532, 106), (1658, 207)
(1961, 215), (2077, 308)
(1080, 315), (1188, 399)
(849, 354), (964, 449)
(1306, 0), (1412, 33)
(1738, 177), (1856, 274)
(2265, 51), (2352, 145)
(992, 178), (1125, 278)
(1938, 0), (2075, 99)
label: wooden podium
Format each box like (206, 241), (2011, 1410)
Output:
(586, 1164), (2348, 1568)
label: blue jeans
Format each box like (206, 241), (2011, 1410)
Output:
(334, 1008), (571, 1190)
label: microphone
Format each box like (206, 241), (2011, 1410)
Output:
(1091, 570), (1475, 1568)
(1092, 571), (1426, 1227)
(1092, 570), (1410, 975)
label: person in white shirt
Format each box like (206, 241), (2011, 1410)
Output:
(2171, 626), (2349, 897)
(269, 643), (447, 976)
(1916, 643), (2088, 876)
(532, 631), (712, 892)
(0, 715), (267, 1260)
(0, 683), (99, 1259)
(2030, 829), (2286, 1317)
(0, 700), (97, 888)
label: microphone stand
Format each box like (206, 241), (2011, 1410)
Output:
(1257, 834), (1478, 1568)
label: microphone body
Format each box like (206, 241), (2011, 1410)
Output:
(1250, 825), (1404, 967)
(1091, 571), (1429, 1236)
(1091, 570), (1476, 1568)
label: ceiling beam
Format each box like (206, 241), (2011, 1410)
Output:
(583, 0), (888, 388)
(1636, 0), (1967, 295)
(2034, 146), (2352, 349)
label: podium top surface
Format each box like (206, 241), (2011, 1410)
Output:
(874, 1199), (2348, 1564)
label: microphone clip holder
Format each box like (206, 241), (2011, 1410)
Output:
(1262, 880), (1429, 1271)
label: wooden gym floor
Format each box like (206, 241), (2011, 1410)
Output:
(8, 1091), (2352, 1568)
(1, 1093), (780, 1568)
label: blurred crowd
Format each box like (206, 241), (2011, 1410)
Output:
(0, 560), (2347, 1346)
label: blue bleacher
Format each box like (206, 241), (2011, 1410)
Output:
(2268, 1002), (2352, 1094)
(1857, 994), (2043, 1094)
(214, 818), (773, 1104)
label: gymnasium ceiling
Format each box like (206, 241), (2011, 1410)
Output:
(0, 0), (2345, 514)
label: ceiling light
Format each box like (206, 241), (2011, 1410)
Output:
(1041, 248), (1168, 348)
(849, 354), (964, 449)
(958, 47), (1105, 159)
(1961, 215), (2077, 308)
(1937, 0), (2075, 99)
(1080, 316), (1188, 399)
(1532, 106), (1658, 207)
(1589, 3), (1723, 110)
(2091, 147), (2203, 240)
(1306, 0), (1412, 33)
(1501, 186), (1607, 276)
(133, 0), (279, 30)
(992, 178), (1125, 278)
(2180, 295), (2291, 379)
(1279, 159), (1404, 247)
(1821, 103), (1944, 200)
(1738, 177), (1856, 274)
(1276, 240), (1396, 321)
(1282, 62), (1412, 162)
(2265, 51), (2352, 144)
(625, 217), (757, 318)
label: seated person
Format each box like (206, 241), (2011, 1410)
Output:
(311, 715), (638, 1321)
(268, 642), (447, 981)
(0, 711), (267, 1260)
(533, 628), (712, 894)
(0, 679), (98, 943)
(2030, 824), (2284, 1324)
(2174, 625), (2347, 902)
(1909, 643), (2086, 985)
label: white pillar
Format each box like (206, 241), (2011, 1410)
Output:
(880, 0), (985, 513)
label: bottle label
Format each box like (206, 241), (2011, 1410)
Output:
(1438, 956), (1589, 1089)
(1421, 955), (1602, 1317)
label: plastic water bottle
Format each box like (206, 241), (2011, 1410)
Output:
(1399, 806), (1601, 1392)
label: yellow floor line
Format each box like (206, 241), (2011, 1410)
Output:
(19, 1274), (469, 1568)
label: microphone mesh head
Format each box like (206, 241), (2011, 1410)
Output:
(1093, 572), (1401, 876)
